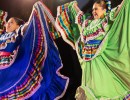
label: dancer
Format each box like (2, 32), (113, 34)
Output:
(0, 1), (69, 100)
(55, 0), (130, 99)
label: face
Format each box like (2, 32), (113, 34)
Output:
(6, 18), (19, 33)
(92, 3), (106, 19)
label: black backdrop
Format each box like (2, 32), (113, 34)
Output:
(0, 0), (122, 99)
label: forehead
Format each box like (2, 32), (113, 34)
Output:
(8, 18), (15, 22)
(93, 3), (102, 9)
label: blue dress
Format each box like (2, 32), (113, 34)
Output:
(0, 1), (69, 100)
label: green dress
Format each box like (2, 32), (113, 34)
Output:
(55, 0), (130, 99)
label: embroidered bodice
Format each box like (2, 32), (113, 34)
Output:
(74, 6), (118, 61)
(0, 27), (23, 68)
(56, 1), (118, 61)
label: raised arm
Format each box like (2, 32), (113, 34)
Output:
(73, 2), (82, 13)
(21, 7), (37, 35)
(114, 0), (124, 17)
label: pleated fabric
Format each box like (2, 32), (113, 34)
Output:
(55, 0), (130, 99)
(0, 1), (69, 100)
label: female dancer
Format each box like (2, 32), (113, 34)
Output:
(55, 0), (130, 99)
(0, 1), (69, 100)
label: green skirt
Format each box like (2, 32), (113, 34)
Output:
(75, 0), (130, 99)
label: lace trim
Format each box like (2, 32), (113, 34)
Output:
(0, 32), (19, 50)
(80, 17), (108, 43)
(75, 11), (84, 25)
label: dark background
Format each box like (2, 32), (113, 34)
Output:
(0, 0), (122, 99)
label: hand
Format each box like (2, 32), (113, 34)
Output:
(73, 2), (81, 12)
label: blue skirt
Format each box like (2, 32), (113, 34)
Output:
(0, 2), (69, 100)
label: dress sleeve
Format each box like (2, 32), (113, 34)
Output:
(67, 1), (91, 31)
(55, 1), (80, 49)
(75, 8), (90, 28)
(0, 10), (8, 33)
(55, 1), (90, 49)
(109, 6), (119, 21)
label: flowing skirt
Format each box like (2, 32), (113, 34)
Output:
(76, 0), (130, 99)
(0, 1), (69, 100)
(55, 0), (130, 99)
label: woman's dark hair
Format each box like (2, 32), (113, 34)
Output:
(12, 17), (25, 26)
(94, 0), (111, 12)
(94, 0), (107, 9)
